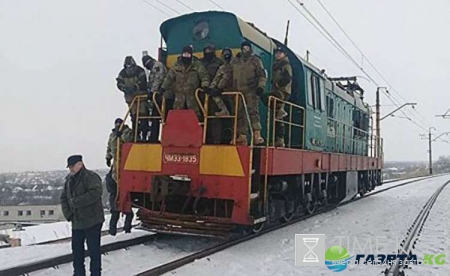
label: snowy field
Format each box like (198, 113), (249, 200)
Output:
(166, 175), (450, 276)
(3, 175), (449, 275)
(0, 212), (139, 245)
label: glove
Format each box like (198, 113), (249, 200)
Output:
(106, 158), (112, 167)
(128, 85), (138, 93)
(116, 129), (122, 137)
(256, 87), (264, 97)
(205, 88), (213, 95)
(159, 88), (166, 94)
(201, 86), (208, 92)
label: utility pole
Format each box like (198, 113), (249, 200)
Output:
(375, 87), (383, 157)
(429, 128), (433, 175)
(284, 20), (290, 46)
(422, 127), (436, 175)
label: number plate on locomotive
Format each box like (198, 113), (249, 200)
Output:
(163, 153), (199, 164)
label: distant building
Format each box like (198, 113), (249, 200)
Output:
(0, 205), (64, 223)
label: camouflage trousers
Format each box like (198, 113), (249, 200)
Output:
(173, 93), (202, 121)
(270, 90), (290, 139)
(124, 92), (149, 118)
(237, 91), (261, 136)
(124, 92), (149, 140)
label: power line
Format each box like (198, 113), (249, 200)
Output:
(314, 0), (434, 130)
(155, 0), (180, 14)
(286, 0), (354, 67)
(174, 0), (194, 11)
(208, 0), (225, 10)
(140, 0), (171, 16)
(290, 0), (430, 132)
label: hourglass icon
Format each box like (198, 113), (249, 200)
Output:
(303, 238), (319, 262)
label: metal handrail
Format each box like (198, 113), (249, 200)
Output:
(114, 93), (166, 205)
(327, 117), (383, 158)
(194, 89), (254, 146)
(266, 96), (306, 148)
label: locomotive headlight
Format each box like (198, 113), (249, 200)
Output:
(193, 20), (209, 40)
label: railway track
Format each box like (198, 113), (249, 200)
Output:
(384, 180), (450, 276)
(136, 174), (446, 276)
(1, 174), (443, 276)
(0, 234), (156, 276)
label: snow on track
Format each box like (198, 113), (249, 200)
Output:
(162, 175), (450, 276)
(406, 179), (450, 276)
(29, 235), (218, 276)
(0, 230), (152, 271)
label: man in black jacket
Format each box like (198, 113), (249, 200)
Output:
(61, 155), (105, 276)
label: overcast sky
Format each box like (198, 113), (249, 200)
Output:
(1, 0), (449, 172)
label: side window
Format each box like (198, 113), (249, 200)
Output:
(326, 95), (334, 118)
(307, 71), (315, 107)
(320, 81), (326, 111)
(314, 76), (321, 110)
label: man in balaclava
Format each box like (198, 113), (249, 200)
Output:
(208, 48), (233, 116)
(116, 56), (149, 141)
(269, 46), (292, 147)
(160, 45), (209, 121)
(201, 44), (226, 144)
(104, 118), (134, 235)
(228, 40), (267, 145)
(142, 54), (169, 143)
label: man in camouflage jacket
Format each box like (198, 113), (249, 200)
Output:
(160, 46), (209, 121)
(228, 41), (267, 145)
(116, 56), (149, 141)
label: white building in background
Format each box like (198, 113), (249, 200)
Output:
(0, 205), (64, 223)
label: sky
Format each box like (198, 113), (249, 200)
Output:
(1, 0), (449, 172)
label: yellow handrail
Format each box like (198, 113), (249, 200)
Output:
(194, 89), (254, 146)
(266, 95), (306, 149)
(114, 93), (167, 205)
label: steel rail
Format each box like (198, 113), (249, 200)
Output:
(384, 180), (450, 276)
(136, 174), (446, 276)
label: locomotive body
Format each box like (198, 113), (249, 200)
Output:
(117, 11), (383, 237)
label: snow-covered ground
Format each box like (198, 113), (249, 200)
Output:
(407, 178), (450, 276)
(30, 235), (218, 276)
(4, 175), (449, 276)
(164, 175), (450, 276)
(0, 211), (139, 245)
(0, 230), (153, 271)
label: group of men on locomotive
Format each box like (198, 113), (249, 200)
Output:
(114, 40), (293, 146)
(105, 41), (293, 235)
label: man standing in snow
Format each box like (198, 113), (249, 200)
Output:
(60, 155), (105, 276)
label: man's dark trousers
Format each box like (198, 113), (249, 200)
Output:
(72, 223), (102, 276)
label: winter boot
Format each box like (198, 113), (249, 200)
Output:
(235, 134), (248, 145)
(213, 97), (230, 116)
(109, 211), (120, 236)
(253, 130), (264, 145)
(275, 137), (285, 147)
(124, 212), (134, 233)
(276, 109), (288, 119)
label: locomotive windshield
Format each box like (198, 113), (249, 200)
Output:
(193, 20), (209, 40)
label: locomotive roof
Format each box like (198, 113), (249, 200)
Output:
(160, 11), (276, 53)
